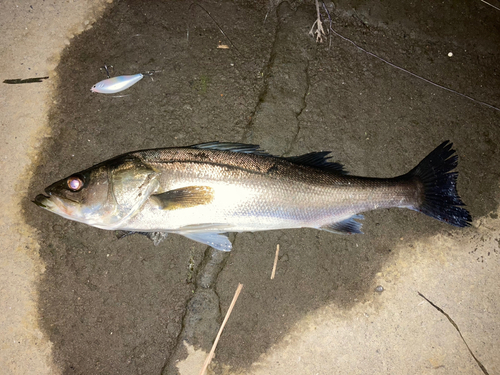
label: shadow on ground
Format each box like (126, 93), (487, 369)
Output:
(24, 0), (499, 374)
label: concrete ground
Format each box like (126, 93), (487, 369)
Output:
(1, 0), (499, 374)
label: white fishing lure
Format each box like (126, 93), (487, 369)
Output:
(91, 73), (144, 94)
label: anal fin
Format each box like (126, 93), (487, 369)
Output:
(320, 215), (364, 234)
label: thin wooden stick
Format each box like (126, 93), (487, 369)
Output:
(271, 244), (280, 279)
(199, 283), (244, 375)
(481, 0), (500, 11)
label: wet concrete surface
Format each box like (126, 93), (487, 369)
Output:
(4, 0), (499, 374)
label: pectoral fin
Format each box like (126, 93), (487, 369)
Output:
(182, 232), (232, 252)
(150, 186), (214, 210)
(320, 215), (364, 234)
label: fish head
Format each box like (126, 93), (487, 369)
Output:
(34, 155), (160, 229)
(34, 164), (115, 226)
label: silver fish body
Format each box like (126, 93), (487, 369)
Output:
(34, 142), (471, 251)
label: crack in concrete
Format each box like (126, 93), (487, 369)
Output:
(161, 248), (229, 375)
(418, 292), (490, 375)
(283, 58), (311, 157)
(160, 9), (286, 375)
(242, 3), (316, 156)
(242, 10), (280, 145)
(161, 4), (316, 374)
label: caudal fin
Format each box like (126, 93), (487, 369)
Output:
(407, 141), (471, 227)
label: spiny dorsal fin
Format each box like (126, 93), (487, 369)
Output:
(150, 186), (214, 210)
(190, 142), (271, 156)
(286, 152), (347, 174)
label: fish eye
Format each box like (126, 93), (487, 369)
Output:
(67, 176), (84, 191)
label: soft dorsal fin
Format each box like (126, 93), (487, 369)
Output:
(286, 152), (347, 174)
(190, 142), (271, 156)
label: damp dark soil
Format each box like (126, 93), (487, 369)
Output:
(24, 0), (499, 374)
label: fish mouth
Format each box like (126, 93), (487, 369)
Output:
(33, 192), (80, 221)
(33, 193), (53, 209)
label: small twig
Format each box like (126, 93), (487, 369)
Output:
(199, 283), (244, 375)
(309, 0), (326, 43)
(271, 244), (280, 279)
(189, 3), (241, 55)
(264, 2), (276, 25)
(418, 292), (489, 375)
(480, 0), (500, 11)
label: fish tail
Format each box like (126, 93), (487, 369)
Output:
(406, 141), (471, 227)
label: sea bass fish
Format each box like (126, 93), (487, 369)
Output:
(33, 141), (471, 251)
